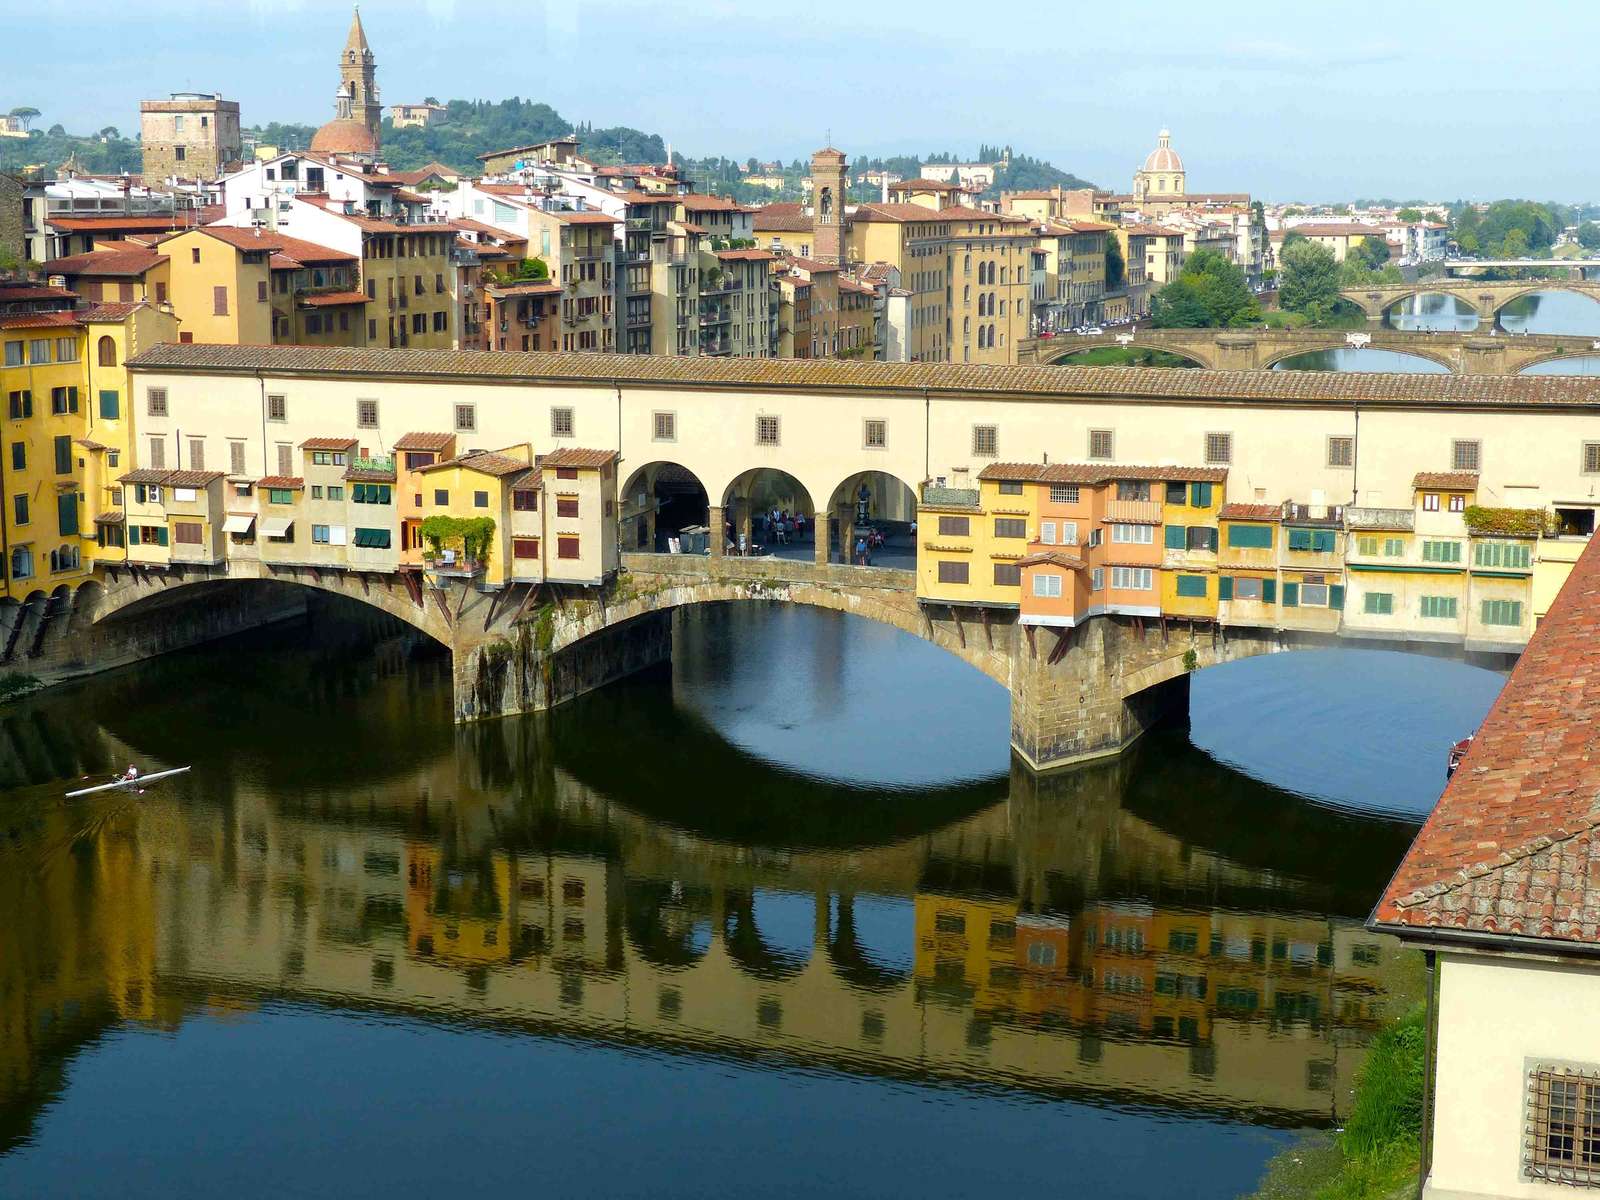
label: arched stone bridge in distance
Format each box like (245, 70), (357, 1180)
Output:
(1019, 326), (1600, 375)
(59, 553), (1517, 773)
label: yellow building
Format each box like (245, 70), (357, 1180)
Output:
(154, 227), (275, 346)
(1159, 476), (1224, 620)
(846, 204), (950, 363)
(1030, 219), (1113, 332)
(917, 472), (1036, 608)
(837, 275), (876, 358)
(1284, 223), (1387, 264)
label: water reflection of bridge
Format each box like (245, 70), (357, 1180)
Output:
(0, 638), (1422, 1144)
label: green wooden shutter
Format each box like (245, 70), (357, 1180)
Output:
(378, 485), (391, 504)
(1329, 584), (1345, 610)
(1262, 578), (1277, 603)
(57, 492), (78, 536)
(1218, 576), (1233, 601)
(1190, 482), (1211, 507)
(1282, 581), (1299, 607)
(156, 527), (169, 547)
(128, 525), (140, 545)
(1164, 525), (1185, 549)
(99, 390), (119, 419)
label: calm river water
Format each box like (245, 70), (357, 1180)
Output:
(0, 602), (1504, 1199)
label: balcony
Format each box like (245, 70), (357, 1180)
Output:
(920, 484), (980, 510)
(1347, 507), (1413, 532)
(1283, 503), (1343, 527)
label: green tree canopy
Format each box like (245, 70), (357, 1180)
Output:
(1578, 222), (1600, 250)
(1150, 248), (1260, 329)
(1354, 237), (1391, 271)
(1279, 239), (1342, 321)
(1396, 207), (1424, 223)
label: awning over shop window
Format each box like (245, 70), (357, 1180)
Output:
(222, 514), (256, 534)
(260, 517), (293, 538)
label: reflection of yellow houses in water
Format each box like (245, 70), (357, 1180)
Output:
(915, 893), (1021, 1009)
(405, 843), (512, 965)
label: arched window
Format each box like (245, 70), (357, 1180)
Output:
(1000, 267), (1009, 285)
(964, 253), (971, 275)
(97, 336), (117, 367)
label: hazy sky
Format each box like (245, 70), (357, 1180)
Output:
(8, 0), (1595, 201)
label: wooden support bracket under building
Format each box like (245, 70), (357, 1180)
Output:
(360, 573), (370, 597)
(510, 582), (541, 627)
(453, 580), (470, 620)
(1024, 624), (1037, 658)
(980, 607), (992, 649)
(949, 605), (965, 649)
(1047, 626), (1071, 666)
(430, 587), (454, 628)
(402, 571), (423, 608)
(483, 584), (506, 630)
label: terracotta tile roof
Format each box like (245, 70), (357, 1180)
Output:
(123, 343), (1600, 411)
(73, 437), (109, 451)
(1414, 471), (1479, 490)
(540, 447), (618, 469)
(257, 475), (305, 489)
(753, 210), (813, 232)
(118, 468), (171, 485)
(344, 464), (396, 482)
(299, 436), (358, 450)
(937, 205), (1033, 227)
(852, 203), (961, 224)
(680, 193), (745, 212)
(44, 247), (166, 276)
(1122, 224), (1184, 237)
(1219, 503), (1282, 521)
(94, 510), (125, 525)
(782, 255), (838, 274)
(0, 284), (76, 303)
(1372, 535), (1600, 948)
(48, 215), (191, 233)
(714, 248), (776, 262)
(393, 431), (454, 452)
(0, 311), (81, 330)
(485, 280), (561, 297)
(978, 462), (1228, 484)
(546, 209), (619, 226)
(420, 449), (532, 478)
(264, 234), (357, 266)
(1291, 223), (1385, 238)
(80, 302), (146, 322)
(117, 468), (222, 487)
(450, 217), (526, 243)
(300, 290), (370, 307)
(184, 226), (283, 252)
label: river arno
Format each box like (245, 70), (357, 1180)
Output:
(0, 602), (1503, 1199)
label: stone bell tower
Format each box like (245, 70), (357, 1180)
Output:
(810, 146), (848, 265)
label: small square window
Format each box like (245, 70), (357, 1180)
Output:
(1526, 1065), (1600, 1185)
(653, 411), (676, 442)
(454, 404), (476, 432)
(1452, 439), (1481, 472)
(147, 387), (168, 417)
(356, 399), (379, 428)
(1327, 436), (1354, 468)
(551, 407), (574, 437)
(864, 419), (886, 449)
(1049, 483), (1079, 504)
(756, 415), (780, 446)
(1205, 432), (1232, 465)
(971, 424), (997, 458)
(1088, 428), (1114, 460)
(266, 394), (286, 422)
(1585, 442), (1600, 475)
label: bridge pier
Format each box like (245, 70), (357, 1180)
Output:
(1009, 616), (1281, 771)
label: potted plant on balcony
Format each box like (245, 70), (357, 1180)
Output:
(421, 515), (496, 575)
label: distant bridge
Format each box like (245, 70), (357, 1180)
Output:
(1020, 326), (1600, 374)
(1340, 279), (1600, 326)
(1440, 260), (1600, 277)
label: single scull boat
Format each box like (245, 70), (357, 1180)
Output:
(65, 767), (190, 798)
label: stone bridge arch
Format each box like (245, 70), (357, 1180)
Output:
(1038, 337), (1213, 369)
(1258, 342), (1457, 374)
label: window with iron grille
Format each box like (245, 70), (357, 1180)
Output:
(653, 411), (676, 442)
(971, 424), (997, 457)
(1452, 439), (1481, 472)
(756, 415), (780, 446)
(863, 419), (886, 449)
(551, 407), (575, 437)
(454, 404), (476, 432)
(266, 393), (286, 421)
(147, 387), (168, 418)
(1526, 1066), (1600, 1185)
(1327, 436), (1354, 468)
(356, 399), (379, 428)
(1088, 429), (1113, 460)
(1205, 432), (1232, 465)
(936, 560), (969, 584)
(1585, 443), (1600, 475)
(1050, 483), (1079, 504)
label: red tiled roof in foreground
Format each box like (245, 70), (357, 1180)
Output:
(1413, 471), (1479, 490)
(1219, 503), (1283, 521)
(1372, 534), (1600, 949)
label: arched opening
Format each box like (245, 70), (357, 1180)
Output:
(623, 880), (715, 968)
(1496, 288), (1600, 337)
(824, 471), (918, 568)
(1271, 348), (1449, 374)
(719, 467), (815, 559)
(827, 893), (914, 991)
(1382, 291), (1479, 332)
(96, 335), (117, 368)
(618, 460), (709, 554)
(721, 888), (813, 980)
(1046, 346), (1205, 369)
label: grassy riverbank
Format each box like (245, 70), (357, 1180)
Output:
(1244, 1002), (1426, 1200)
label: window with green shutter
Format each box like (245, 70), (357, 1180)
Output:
(1420, 595), (1458, 619)
(1227, 524), (1273, 549)
(1263, 578), (1277, 604)
(1329, 584), (1344, 610)
(1384, 538), (1404, 557)
(1287, 529), (1313, 552)
(1218, 576), (1233, 600)
(57, 493), (78, 537)
(268, 488), (294, 505)
(99, 390), (119, 419)
(1190, 482), (1212, 508)
(1164, 525), (1186, 549)
(1474, 541), (1531, 570)
(353, 528), (392, 549)
(1357, 535), (1377, 556)
(1175, 574), (1207, 598)
(1362, 591), (1393, 615)
(1282, 581), (1299, 607)
(1481, 598), (1523, 626)
(1312, 530), (1337, 553)
(155, 526), (168, 547)
(128, 525), (139, 545)
(1422, 540), (1461, 563)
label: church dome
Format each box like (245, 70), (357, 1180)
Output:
(1141, 128), (1183, 173)
(311, 118), (377, 157)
